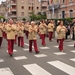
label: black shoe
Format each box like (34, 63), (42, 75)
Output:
(36, 51), (40, 54)
(9, 54), (13, 57)
(21, 46), (24, 48)
(29, 50), (32, 53)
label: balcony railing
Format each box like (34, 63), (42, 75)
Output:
(11, 8), (17, 12)
(11, 1), (16, 6)
(10, 14), (17, 18)
(48, 4), (60, 10)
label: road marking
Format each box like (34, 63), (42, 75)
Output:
(47, 60), (75, 75)
(54, 46), (58, 48)
(0, 59), (4, 62)
(54, 52), (66, 55)
(24, 43), (34, 48)
(40, 47), (50, 49)
(70, 58), (75, 62)
(71, 50), (75, 53)
(23, 48), (29, 51)
(0, 68), (14, 75)
(23, 63), (52, 75)
(7, 49), (17, 52)
(34, 54), (47, 58)
(67, 45), (74, 47)
(14, 56), (27, 60)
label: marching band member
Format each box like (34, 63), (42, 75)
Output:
(56, 21), (67, 52)
(39, 20), (47, 46)
(6, 19), (16, 56)
(47, 20), (55, 41)
(14, 23), (18, 44)
(0, 23), (3, 47)
(28, 21), (40, 53)
(25, 21), (30, 39)
(3, 22), (7, 39)
(17, 22), (24, 47)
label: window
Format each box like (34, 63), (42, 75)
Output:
(21, 12), (24, 16)
(69, 0), (73, 3)
(62, 11), (65, 18)
(37, 7), (39, 10)
(21, 0), (24, 3)
(69, 10), (73, 18)
(21, 6), (24, 9)
(62, 0), (65, 4)
(29, 7), (30, 10)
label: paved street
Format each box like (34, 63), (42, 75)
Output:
(0, 36), (75, 75)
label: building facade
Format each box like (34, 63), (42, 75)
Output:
(60, 0), (75, 19)
(0, 2), (7, 18)
(6, 0), (41, 21)
(47, 0), (75, 19)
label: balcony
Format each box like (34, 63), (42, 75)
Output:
(48, 4), (60, 10)
(28, 10), (32, 13)
(11, 1), (16, 6)
(42, 0), (48, 1)
(11, 8), (17, 12)
(10, 14), (17, 18)
(42, 4), (48, 7)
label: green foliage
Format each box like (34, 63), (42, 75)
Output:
(0, 16), (5, 22)
(0, 16), (4, 19)
(22, 18), (26, 21)
(30, 12), (46, 21)
(66, 18), (72, 23)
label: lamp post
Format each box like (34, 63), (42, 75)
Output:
(32, 0), (34, 21)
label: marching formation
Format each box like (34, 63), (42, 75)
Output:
(0, 19), (75, 57)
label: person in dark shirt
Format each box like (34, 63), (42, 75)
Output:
(70, 19), (75, 40)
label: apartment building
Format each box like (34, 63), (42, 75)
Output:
(47, 0), (75, 19)
(60, 0), (75, 18)
(41, 0), (48, 12)
(0, 2), (7, 17)
(47, 0), (60, 19)
(6, 0), (41, 21)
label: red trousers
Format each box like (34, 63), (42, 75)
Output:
(18, 37), (24, 47)
(14, 35), (17, 44)
(25, 31), (29, 39)
(59, 39), (64, 51)
(49, 32), (53, 41)
(3, 32), (7, 39)
(29, 40), (39, 52)
(40, 34), (46, 46)
(8, 40), (14, 54)
(0, 37), (3, 47)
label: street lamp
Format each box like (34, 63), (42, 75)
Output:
(32, 0), (34, 21)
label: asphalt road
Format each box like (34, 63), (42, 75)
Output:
(0, 36), (75, 75)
